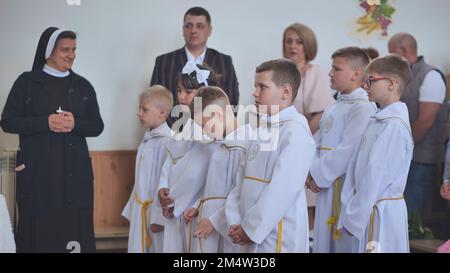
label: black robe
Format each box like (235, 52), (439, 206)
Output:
(0, 70), (104, 253)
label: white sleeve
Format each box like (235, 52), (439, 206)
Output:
(209, 207), (229, 238)
(418, 70), (446, 104)
(225, 159), (246, 227)
(121, 196), (133, 220)
(209, 150), (245, 234)
(155, 156), (171, 208)
(157, 156), (171, 191)
(149, 202), (166, 226)
(192, 196), (202, 210)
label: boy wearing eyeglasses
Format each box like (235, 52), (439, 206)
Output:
(307, 47), (377, 253)
(337, 54), (413, 253)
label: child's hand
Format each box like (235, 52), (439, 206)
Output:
(441, 181), (450, 200)
(150, 224), (164, 233)
(194, 219), (214, 239)
(306, 176), (321, 193)
(228, 225), (241, 244)
(229, 225), (252, 245)
(163, 207), (174, 219)
(183, 208), (199, 224)
(158, 188), (174, 208)
(234, 226), (252, 245)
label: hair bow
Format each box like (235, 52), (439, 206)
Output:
(182, 60), (210, 86)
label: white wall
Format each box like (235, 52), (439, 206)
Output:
(1, 0), (450, 150)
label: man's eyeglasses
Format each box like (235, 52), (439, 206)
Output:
(364, 76), (391, 88)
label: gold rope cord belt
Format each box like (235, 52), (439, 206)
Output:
(318, 146), (343, 241)
(243, 176), (271, 184)
(319, 146), (334, 151)
(276, 219), (284, 253)
(367, 196), (404, 253)
(326, 177), (342, 241)
(166, 148), (184, 164)
(133, 192), (154, 252)
(187, 196), (227, 253)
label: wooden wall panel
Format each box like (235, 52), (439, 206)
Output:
(90, 151), (136, 230)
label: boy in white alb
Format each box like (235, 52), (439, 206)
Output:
(307, 47), (377, 253)
(338, 54), (413, 253)
(183, 86), (249, 253)
(158, 137), (217, 253)
(157, 62), (219, 253)
(157, 129), (217, 253)
(122, 85), (173, 253)
(225, 59), (315, 253)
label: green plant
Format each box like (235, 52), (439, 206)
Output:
(408, 210), (434, 240)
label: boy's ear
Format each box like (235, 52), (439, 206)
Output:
(352, 67), (363, 82)
(216, 108), (225, 123)
(281, 83), (293, 100)
(209, 109), (222, 122)
(159, 108), (166, 119)
(388, 77), (398, 92)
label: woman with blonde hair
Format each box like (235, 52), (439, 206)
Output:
(283, 23), (335, 231)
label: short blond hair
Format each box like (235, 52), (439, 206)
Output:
(366, 54), (412, 95)
(283, 23), (318, 62)
(140, 85), (173, 117)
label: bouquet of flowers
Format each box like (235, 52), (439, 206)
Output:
(357, 0), (396, 37)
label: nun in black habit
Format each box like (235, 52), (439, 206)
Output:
(0, 27), (104, 253)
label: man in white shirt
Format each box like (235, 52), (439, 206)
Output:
(388, 32), (448, 218)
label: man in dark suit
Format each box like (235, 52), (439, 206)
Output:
(150, 7), (239, 113)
